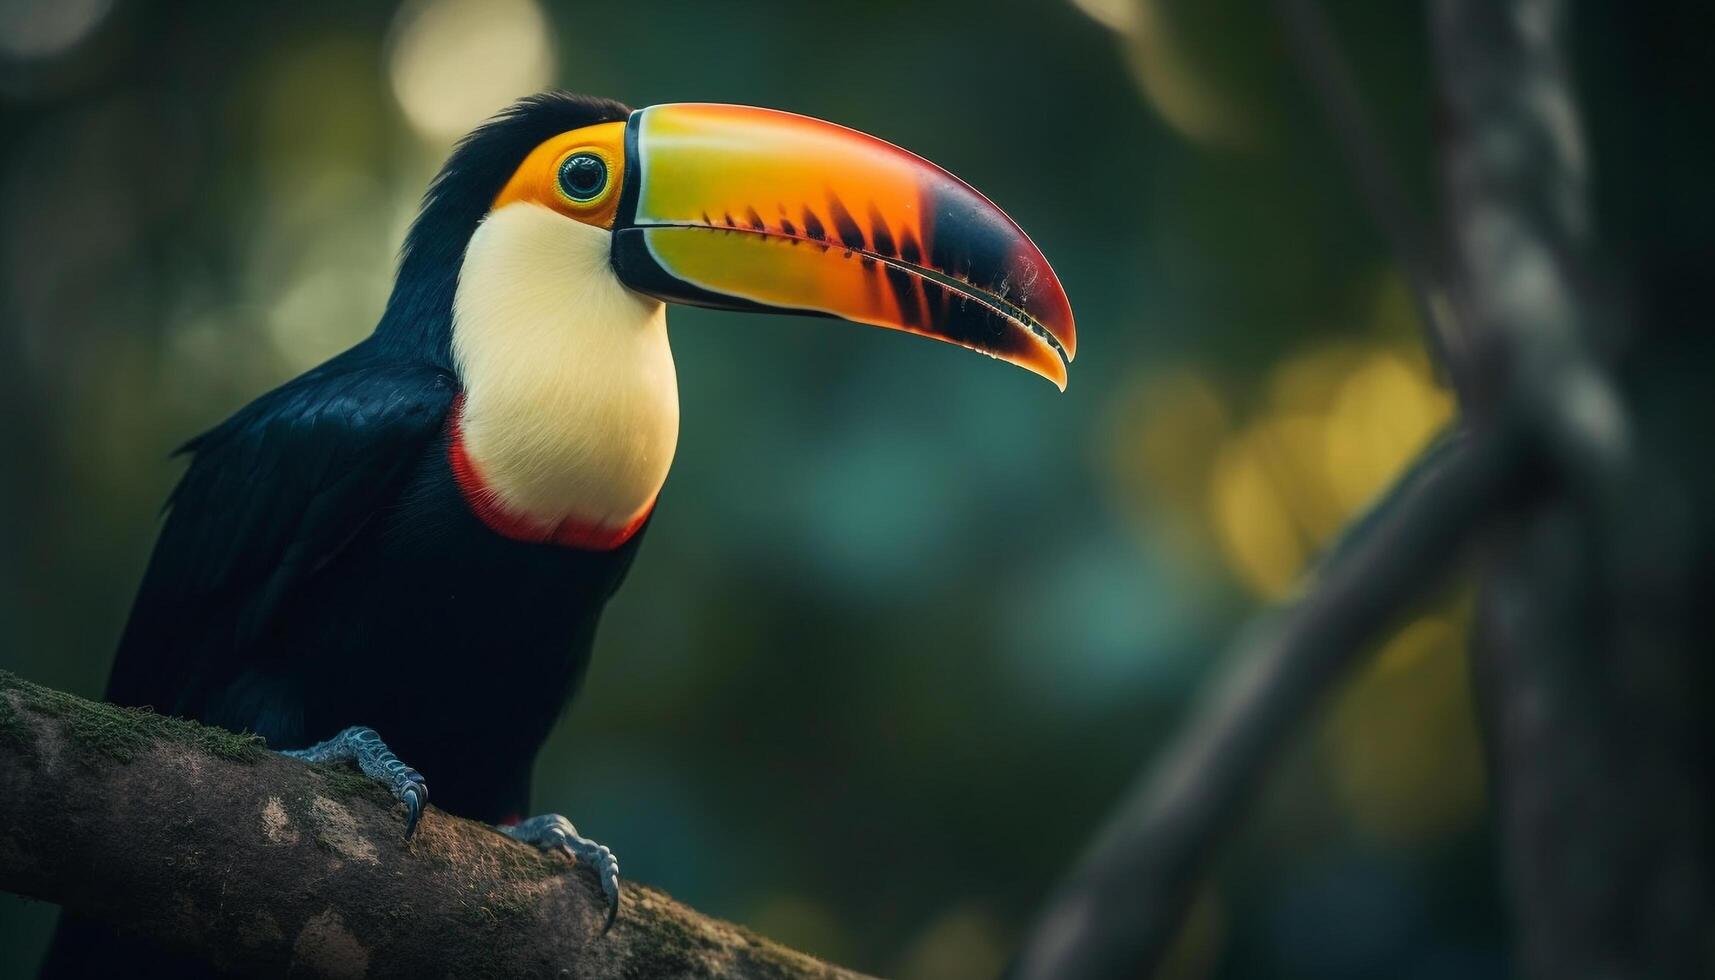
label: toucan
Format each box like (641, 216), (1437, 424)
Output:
(41, 92), (1074, 975)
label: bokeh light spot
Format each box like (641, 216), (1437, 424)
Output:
(387, 0), (556, 142)
(1325, 611), (1486, 844)
(1071, 0), (1255, 146)
(747, 894), (851, 968)
(896, 906), (1008, 980)
(0, 0), (112, 60)
(1323, 351), (1453, 514)
(1196, 333), (1454, 598)
(1209, 424), (1311, 599)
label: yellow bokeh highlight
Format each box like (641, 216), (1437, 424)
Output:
(1204, 346), (1453, 596)
(746, 893), (851, 968)
(1323, 611), (1487, 843)
(1209, 420), (1317, 599)
(1197, 290), (1454, 597)
(1323, 350), (1453, 513)
(1100, 301), (1454, 599)
(1098, 281), (1479, 855)
(1266, 341), (1366, 417)
(1101, 271), (1484, 847)
(896, 906), (1009, 980)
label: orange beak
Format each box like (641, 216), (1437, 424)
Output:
(610, 103), (1076, 389)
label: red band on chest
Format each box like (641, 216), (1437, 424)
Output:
(447, 396), (651, 551)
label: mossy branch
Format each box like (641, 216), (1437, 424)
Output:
(0, 672), (863, 979)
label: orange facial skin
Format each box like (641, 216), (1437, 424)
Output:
(492, 121), (628, 229)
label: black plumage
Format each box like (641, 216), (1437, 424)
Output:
(42, 92), (637, 977)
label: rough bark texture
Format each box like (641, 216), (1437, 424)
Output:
(1436, 1), (1714, 977)
(0, 672), (863, 980)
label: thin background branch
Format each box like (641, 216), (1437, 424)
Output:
(1274, 0), (1472, 402)
(1007, 425), (1526, 980)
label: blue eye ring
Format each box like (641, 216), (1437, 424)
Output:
(557, 153), (608, 203)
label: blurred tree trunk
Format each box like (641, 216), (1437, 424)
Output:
(1435, 1), (1714, 977)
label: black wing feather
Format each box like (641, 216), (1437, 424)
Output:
(107, 348), (457, 714)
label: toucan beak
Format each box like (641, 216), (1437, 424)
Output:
(609, 103), (1076, 389)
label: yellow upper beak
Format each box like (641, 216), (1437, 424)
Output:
(610, 103), (1076, 389)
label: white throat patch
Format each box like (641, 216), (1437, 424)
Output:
(452, 202), (679, 530)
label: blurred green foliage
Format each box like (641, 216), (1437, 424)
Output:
(0, 1), (1518, 976)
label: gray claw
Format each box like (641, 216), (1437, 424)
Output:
(279, 726), (429, 840)
(569, 845), (620, 932)
(501, 814), (621, 931)
(401, 782), (428, 839)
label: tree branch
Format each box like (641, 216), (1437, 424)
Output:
(1273, 0), (1471, 399)
(1007, 424), (1529, 980)
(0, 672), (862, 979)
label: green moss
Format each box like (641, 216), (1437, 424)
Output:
(493, 841), (561, 884)
(619, 910), (703, 980)
(310, 762), (394, 804)
(453, 892), (534, 929)
(618, 890), (839, 980)
(731, 925), (833, 980)
(0, 670), (265, 764)
(476, 891), (535, 925)
(422, 829), (562, 885)
(440, 837), (593, 931)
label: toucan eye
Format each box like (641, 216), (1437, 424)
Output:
(558, 153), (608, 203)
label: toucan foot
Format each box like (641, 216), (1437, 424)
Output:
(498, 814), (621, 932)
(280, 726), (429, 838)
